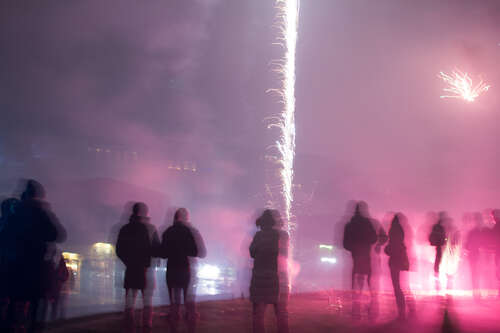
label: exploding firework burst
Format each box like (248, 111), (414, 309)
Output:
(438, 69), (490, 102)
(266, 0), (299, 230)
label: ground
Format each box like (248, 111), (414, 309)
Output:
(45, 291), (500, 333)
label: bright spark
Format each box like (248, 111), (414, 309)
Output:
(267, 0), (299, 228)
(438, 69), (490, 102)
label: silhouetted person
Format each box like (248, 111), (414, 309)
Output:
(184, 210), (206, 332)
(384, 213), (412, 320)
(465, 212), (484, 299)
(160, 208), (203, 333)
(6, 180), (65, 332)
(491, 209), (500, 297)
(250, 209), (289, 333)
(429, 212), (447, 291)
(369, 217), (387, 320)
(0, 198), (20, 331)
(342, 201), (377, 319)
(116, 202), (160, 333)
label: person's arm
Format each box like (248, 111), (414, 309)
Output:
(159, 230), (169, 259)
(343, 224), (352, 251)
(249, 233), (259, 258)
(115, 229), (126, 263)
(150, 226), (161, 258)
(192, 228), (207, 258)
(186, 228), (198, 257)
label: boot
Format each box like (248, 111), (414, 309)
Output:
(124, 308), (135, 333)
(185, 302), (199, 333)
(142, 306), (152, 333)
(168, 304), (180, 333)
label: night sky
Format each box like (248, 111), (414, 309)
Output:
(2, 0), (500, 245)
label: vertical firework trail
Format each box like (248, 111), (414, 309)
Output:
(267, 0), (299, 232)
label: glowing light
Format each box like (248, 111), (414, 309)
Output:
(266, 0), (299, 227)
(438, 69), (490, 102)
(197, 264), (221, 280)
(62, 252), (81, 261)
(319, 244), (333, 250)
(320, 257), (337, 264)
(92, 242), (114, 255)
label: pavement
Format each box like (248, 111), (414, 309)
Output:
(44, 291), (500, 333)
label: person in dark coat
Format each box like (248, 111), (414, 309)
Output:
(465, 212), (484, 299)
(384, 213), (411, 320)
(429, 212), (447, 291)
(160, 208), (203, 333)
(6, 180), (66, 332)
(116, 202), (160, 333)
(250, 209), (289, 333)
(491, 209), (500, 298)
(0, 197), (20, 330)
(342, 201), (377, 319)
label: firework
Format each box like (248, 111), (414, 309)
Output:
(266, 0), (299, 229)
(438, 69), (490, 102)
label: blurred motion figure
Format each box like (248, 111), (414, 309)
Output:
(160, 207), (205, 333)
(250, 209), (289, 333)
(116, 202), (160, 333)
(429, 212), (447, 291)
(342, 201), (377, 319)
(4, 180), (66, 332)
(384, 213), (414, 320)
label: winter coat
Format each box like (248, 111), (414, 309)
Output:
(465, 227), (483, 259)
(249, 228), (280, 304)
(116, 216), (160, 289)
(429, 223), (446, 247)
(160, 221), (198, 288)
(343, 214), (377, 275)
(5, 198), (65, 299)
(384, 219), (410, 271)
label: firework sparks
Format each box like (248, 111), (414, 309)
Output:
(266, 0), (299, 229)
(438, 69), (490, 102)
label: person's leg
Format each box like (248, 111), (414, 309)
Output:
(0, 297), (9, 330)
(184, 276), (199, 333)
(141, 268), (155, 332)
(50, 297), (58, 322)
(390, 268), (405, 320)
(253, 303), (267, 333)
(167, 287), (181, 333)
(141, 289), (153, 332)
(401, 271), (416, 318)
(274, 297), (289, 333)
(366, 269), (379, 321)
(434, 246), (442, 291)
(13, 300), (30, 333)
(352, 273), (365, 319)
(124, 289), (138, 333)
(470, 257), (480, 299)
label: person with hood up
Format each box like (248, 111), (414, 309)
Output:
(342, 201), (377, 319)
(7, 179), (66, 332)
(160, 208), (205, 333)
(250, 209), (289, 333)
(116, 202), (160, 333)
(384, 213), (413, 320)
